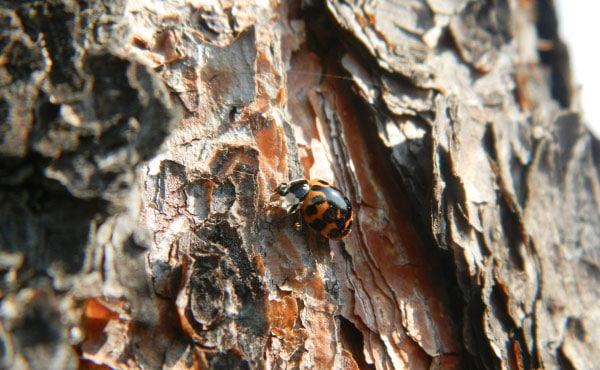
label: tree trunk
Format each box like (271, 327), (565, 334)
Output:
(1, 0), (598, 369)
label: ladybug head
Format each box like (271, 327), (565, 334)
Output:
(275, 179), (310, 213)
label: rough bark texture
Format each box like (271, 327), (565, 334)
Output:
(1, 0), (598, 369)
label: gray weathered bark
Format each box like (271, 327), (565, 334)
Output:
(1, 0), (598, 369)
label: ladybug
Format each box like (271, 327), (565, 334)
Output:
(274, 178), (353, 240)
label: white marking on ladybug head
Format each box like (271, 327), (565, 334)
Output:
(282, 192), (301, 213)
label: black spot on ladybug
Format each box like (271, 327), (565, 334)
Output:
(304, 204), (318, 217)
(308, 194), (327, 205)
(323, 207), (338, 222)
(310, 218), (327, 232)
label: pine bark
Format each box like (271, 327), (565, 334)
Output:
(0, 0), (598, 369)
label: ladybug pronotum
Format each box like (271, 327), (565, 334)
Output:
(275, 178), (353, 240)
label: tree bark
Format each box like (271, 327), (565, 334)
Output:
(1, 0), (598, 369)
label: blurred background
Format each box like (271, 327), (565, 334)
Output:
(556, 0), (599, 137)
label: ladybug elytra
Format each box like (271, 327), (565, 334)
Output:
(275, 178), (353, 240)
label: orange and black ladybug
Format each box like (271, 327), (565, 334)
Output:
(274, 178), (353, 240)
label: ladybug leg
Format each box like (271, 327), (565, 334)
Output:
(288, 202), (300, 214)
(294, 213), (303, 231)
